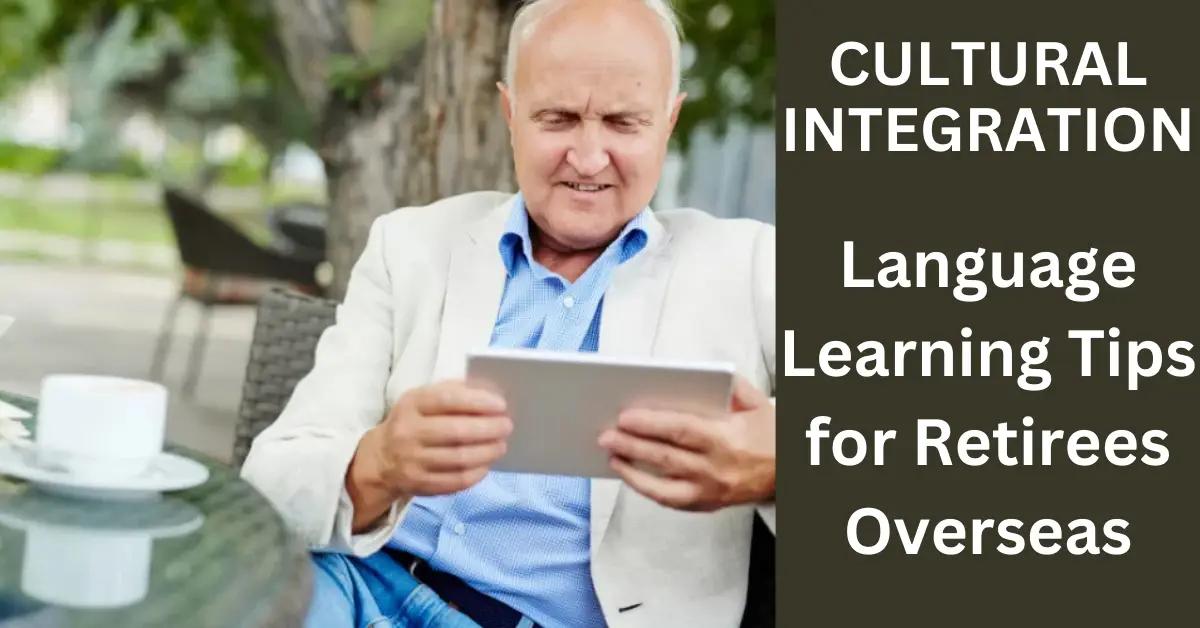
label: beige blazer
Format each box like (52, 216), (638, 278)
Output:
(242, 191), (776, 627)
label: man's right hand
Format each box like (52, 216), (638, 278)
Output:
(346, 380), (511, 532)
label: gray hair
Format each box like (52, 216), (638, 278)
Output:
(503, 0), (683, 112)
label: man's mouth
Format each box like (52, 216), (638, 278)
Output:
(562, 182), (613, 192)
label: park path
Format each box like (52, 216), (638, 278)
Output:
(0, 261), (255, 462)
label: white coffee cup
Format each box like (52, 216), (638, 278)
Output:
(0, 493), (203, 610)
(22, 523), (153, 608)
(36, 375), (167, 481)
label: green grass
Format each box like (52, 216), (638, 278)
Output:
(0, 197), (172, 244)
(0, 196), (275, 246)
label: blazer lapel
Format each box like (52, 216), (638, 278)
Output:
(431, 198), (513, 381)
(590, 211), (676, 552)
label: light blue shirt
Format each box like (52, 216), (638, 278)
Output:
(390, 195), (651, 626)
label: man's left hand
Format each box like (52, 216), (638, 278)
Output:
(598, 376), (775, 512)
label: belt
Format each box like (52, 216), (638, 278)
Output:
(394, 550), (539, 628)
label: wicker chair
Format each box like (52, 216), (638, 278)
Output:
(234, 288), (337, 467)
(235, 288), (774, 626)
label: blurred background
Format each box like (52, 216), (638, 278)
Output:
(0, 0), (775, 462)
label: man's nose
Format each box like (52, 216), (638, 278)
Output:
(565, 124), (611, 177)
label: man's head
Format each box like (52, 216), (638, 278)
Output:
(499, 0), (685, 252)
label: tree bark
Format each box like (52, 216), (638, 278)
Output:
(271, 0), (518, 297)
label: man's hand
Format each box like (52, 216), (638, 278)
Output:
(346, 380), (511, 532)
(598, 376), (774, 512)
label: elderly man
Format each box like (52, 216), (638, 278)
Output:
(242, 0), (776, 626)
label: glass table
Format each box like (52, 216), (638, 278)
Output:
(0, 391), (311, 627)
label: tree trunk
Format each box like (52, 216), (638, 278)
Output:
(270, 0), (518, 298)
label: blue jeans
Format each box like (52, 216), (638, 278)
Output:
(306, 549), (483, 628)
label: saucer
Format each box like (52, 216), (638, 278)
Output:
(0, 444), (210, 501)
(0, 492), (204, 538)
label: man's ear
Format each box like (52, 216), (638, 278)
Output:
(497, 82), (515, 128)
(667, 92), (687, 133)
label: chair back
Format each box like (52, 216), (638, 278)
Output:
(234, 288), (337, 467)
(163, 188), (319, 287)
(163, 188), (266, 272)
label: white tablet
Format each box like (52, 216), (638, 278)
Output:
(466, 348), (735, 478)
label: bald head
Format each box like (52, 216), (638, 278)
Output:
(504, 0), (682, 112)
(496, 0), (686, 255)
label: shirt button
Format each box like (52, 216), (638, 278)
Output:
(562, 296), (575, 309)
(453, 522), (466, 535)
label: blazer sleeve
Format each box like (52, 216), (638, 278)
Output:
(752, 222), (777, 535)
(241, 213), (412, 554)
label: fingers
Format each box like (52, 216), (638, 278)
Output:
(598, 429), (705, 478)
(609, 457), (709, 511)
(730, 375), (770, 412)
(407, 466), (490, 496)
(617, 409), (716, 452)
(417, 415), (513, 446)
(419, 441), (508, 472)
(375, 381), (513, 498)
(411, 380), (506, 416)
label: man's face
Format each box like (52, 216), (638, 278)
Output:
(501, 0), (684, 251)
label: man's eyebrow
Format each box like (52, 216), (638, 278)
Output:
(530, 108), (578, 121)
(528, 108), (654, 124)
(602, 110), (655, 124)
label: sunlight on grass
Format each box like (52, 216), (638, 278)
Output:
(0, 197), (171, 244)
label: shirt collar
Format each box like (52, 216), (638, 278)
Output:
(498, 193), (651, 277)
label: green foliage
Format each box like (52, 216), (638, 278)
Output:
(0, 142), (64, 174)
(674, 0), (775, 149)
(33, 0), (312, 159)
(38, 1), (275, 79)
(0, 0), (55, 96)
(355, 0), (433, 64)
(215, 142), (269, 187)
(328, 0), (432, 103)
(160, 140), (202, 182)
(0, 142), (149, 178)
(76, 152), (148, 178)
(10, 0), (773, 167)
(328, 54), (391, 103)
